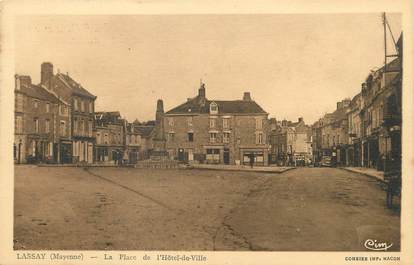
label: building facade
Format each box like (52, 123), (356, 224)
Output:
(95, 112), (125, 164)
(40, 62), (97, 164)
(14, 75), (71, 164)
(270, 118), (312, 166)
(163, 84), (270, 165)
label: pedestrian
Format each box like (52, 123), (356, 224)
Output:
(118, 151), (123, 166)
(249, 154), (254, 168)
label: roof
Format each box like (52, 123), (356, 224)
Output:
(57, 73), (96, 99)
(166, 96), (267, 115)
(95, 111), (123, 126)
(133, 126), (155, 137)
(18, 83), (59, 103)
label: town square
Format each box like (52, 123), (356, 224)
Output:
(11, 13), (402, 251)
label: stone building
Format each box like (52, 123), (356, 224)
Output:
(40, 62), (97, 164)
(14, 75), (71, 164)
(163, 83), (270, 165)
(346, 93), (363, 166)
(125, 120), (156, 162)
(356, 55), (401, 171)
(269, 118), (312, 166)
(312, 99), (350, 166)
(95, 112), (125, 164)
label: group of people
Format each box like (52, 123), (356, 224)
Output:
(113, 150), (129, 166)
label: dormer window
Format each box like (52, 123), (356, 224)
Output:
(210, 102), (218, 114)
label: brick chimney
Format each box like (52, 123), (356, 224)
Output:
(41, 62), (54, 86)
(15, 75), (31, 90)
(243, 92), (252, 101)
(298, 117), (304, 123)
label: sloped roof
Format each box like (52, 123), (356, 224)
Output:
(18, 84), (59, 103)
(134, 125), (155, 137)
(166, 96), (267, 115)
(57, 73), (96, 99)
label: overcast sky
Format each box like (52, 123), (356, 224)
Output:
(15, 14), (401, 124)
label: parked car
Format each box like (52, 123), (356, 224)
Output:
(320, 156), (331, 167)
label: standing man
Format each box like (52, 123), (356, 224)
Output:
(249, 153), (254, 168)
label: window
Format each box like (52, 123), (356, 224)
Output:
(223, 118), (230, 129)
(223, 132), (230, 143)
(210, 118), (216, 128)
(168, 118), (174, 127)
(80, 120), (85, 135)
(187, 116), (193, 127)
(34, 118), (39, 133)
(209, 132), (217, 143)
(130, 135), (135, 144)
(89, 102), (93, 113)
(168, 132), (175, 142)
(256, 132), (263, 144)
(81, 101), (85, 112)
(60, 120), (66, 136)
(74, 98), (78, 111)
(46, 103), (50, 113)
(88, 121), (93, 137)
(96, 132), (101, 144)
(60, 105), (66, 115)
(210, 102), (218, 114)
(15, 116), (23, 133)
(15, 94), (23, 112)
(34, 100), (39, 108)
(45, 119), (50, 133)
(74, 118), (78, 134)
(188, 132), (194, 142)
(104, 133), (109, 144)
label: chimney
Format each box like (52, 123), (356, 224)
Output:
(298, 117), (303, 123)
(15, 75), (32, 90)
(337, 101), (342, 110)
(243, 92), (252, 101)
(41, 62), (54, 86)
(198, 83), (206, 98)
(156, 99), (164, 114)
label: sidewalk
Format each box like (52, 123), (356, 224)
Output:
(340, 167), (385, 182)
(37, 163), (134, 168)
(188, 164), (295, 173)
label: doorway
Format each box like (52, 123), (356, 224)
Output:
(223, 148), (230, 164)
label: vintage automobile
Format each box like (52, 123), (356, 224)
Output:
(320, 156), (331, 167)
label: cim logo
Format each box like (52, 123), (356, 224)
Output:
(364, 239), (393, 251)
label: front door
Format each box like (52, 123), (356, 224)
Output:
(178, 148), (185, 161)
(223, 148), (230, 164)
(188, 149), (194, 161)
(60, 143), (72, 164)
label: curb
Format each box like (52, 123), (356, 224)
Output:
(183, 166), (296, 174)
(339, 167), (386, 183)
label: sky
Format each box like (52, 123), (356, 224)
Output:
(14, 14), (401, 124)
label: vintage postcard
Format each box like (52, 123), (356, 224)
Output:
(0, 0), (413, 264)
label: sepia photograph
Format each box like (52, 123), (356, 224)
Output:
(10, 12), (404, 252)
(1, 2), (413, 264)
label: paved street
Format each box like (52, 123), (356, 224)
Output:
(14, 166), (400, 251)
